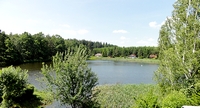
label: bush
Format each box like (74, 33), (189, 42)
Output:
(0, 66), (28, 107)
(134, 88), (160, 108)
(0, 66), (49, 108)
(161, 91), (188, 108)
(182, 82), (200, 105)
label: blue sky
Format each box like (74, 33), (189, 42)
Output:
(0, 0), (175, 47)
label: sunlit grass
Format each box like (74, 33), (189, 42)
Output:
(88, 56), (100, 60)
(89, 56), (159, 64)
(95, 84), (157, 108)
(33, 89), (54, 107)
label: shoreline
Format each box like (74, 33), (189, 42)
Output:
(1, 56), (159, 68)
(88, 57), (160, 64)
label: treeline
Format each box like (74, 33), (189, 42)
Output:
(0, 31), (159, 66)
(0, 31), (115, 66)
(92, 46), (159, 58)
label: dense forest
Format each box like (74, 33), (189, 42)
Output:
(0, 31), (159, 66)
(0, 31), (115, 66)
(92, 46), (158, 58)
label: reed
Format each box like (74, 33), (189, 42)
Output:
(95, 84), (157, 107)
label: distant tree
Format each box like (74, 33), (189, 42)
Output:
(41, 46), (99, 108)
(32, 32), (49, 61)
(17, 32), (34, 61)
(155, 0), (200, 92)
(4, 37), (22, 65)
(0, 31), (8, 66)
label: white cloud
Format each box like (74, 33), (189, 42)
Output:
(113, 30), (128, 33)
(149, 21), (161, 28)
(137, 38), (157, 46)
(118, 36), (131, 46)
(161, 21), (165, 26)
(149, 17), (172, 28)
(77, 29), (89, 35)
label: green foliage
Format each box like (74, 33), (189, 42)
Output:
(0, 31), (7, 63)
(155, 0), (200, 92)
(0, 66), (49, 108)
(153, 1), (200, 107)
(95, 84), (200, 108)
(95, 84), (157, 108)
(0, 31), (116, 66)
(161, 91), (188, 108)
(134, 88), (160, 108)
(41, 46), (99, 108)
(0, 30), (159, 66)
(180, 82), (200, 105)
(188, 93), (200, 106)
(33, 89), (54, 107)
(94, 57), (159, 64)
(0, 66), (28, 107)
(92, 46), (159, 58)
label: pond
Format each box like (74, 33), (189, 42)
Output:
(1, 60), (159, 107)
(87, 60), (158, 84)
(15, 60), (158, 88)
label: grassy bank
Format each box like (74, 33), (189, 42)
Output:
(89, 56), (160, 64)
(95, 84), (158, 108)
(34, 90), (54, 107)
(95, 84), (197, 108)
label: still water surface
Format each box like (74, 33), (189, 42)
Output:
(87, 60), (158, 84)
(16, 60), (158, 87)
(2, 60), (159, 107)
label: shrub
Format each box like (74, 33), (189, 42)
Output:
(0, 66), (28, 107)
(161, 91), (188, 108)
(134, 88), (160, 108)
(0, 66), (48, 108)
(183, 82), (200, 105)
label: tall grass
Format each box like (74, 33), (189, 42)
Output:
(95, 84), (157, 108)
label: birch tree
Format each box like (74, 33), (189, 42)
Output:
(155, 0), (200, 92)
